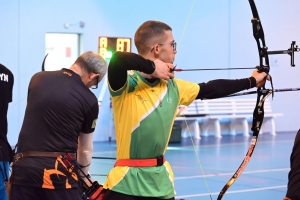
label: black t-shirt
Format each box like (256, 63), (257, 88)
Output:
(0, 64), (14, 162)
(13, 68), (99, 189)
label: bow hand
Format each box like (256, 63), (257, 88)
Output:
(251, 69), (270, 88)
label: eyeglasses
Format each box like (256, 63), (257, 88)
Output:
(150, 41), (177, 52)
(90, 73), (99, 89)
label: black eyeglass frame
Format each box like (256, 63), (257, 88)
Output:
(150, 41), (177, 52)
(90, 73), (99, 89)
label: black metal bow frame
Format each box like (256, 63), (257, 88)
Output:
(217, 0), (298, 199)
(167, 1), (300, 199)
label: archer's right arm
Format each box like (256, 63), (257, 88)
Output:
(108, 52), (174, 91)
(108, 52), (155, 91)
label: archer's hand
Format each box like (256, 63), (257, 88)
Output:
(151, 59), (175, 80)
(251, 69), (270, 88)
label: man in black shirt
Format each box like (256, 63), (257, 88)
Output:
(0, 63), (14, 200)
(10, 51), (107, 200)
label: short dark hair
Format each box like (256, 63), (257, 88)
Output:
(134, 20), (172, 55)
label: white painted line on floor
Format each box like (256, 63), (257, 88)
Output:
(167, 139), (293, 149)
(175, 185), (287, 198)
(175, 168), (289, 180)
(92, 151), (116, 155)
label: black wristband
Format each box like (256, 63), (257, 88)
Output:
(143, 60), (156, 74)
(248, 76), (256, 89)
(79, 163), (91, 168)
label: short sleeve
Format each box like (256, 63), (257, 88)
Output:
(174, 78), (200, 106)
(81, 101), (99, 134)
(9, 72), (14, 102)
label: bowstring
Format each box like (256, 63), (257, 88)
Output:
(184, 114), (213, 200)
(177, 0), (196, 52)
(173, 1), (212, 198)
(172, 81), (212, 200)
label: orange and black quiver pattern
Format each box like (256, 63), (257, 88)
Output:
(59, 154), (106, 200)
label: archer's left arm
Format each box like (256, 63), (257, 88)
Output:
(196, 77), (256, 99)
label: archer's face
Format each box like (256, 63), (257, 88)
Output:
(155, 30), (177, 64)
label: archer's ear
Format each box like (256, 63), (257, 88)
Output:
(151, 44), (160, 55)
(154, 45), (160, 54)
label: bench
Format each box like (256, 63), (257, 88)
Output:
(175, 98), (283, 139)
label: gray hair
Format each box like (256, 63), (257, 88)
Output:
(74, 51), (107, 81)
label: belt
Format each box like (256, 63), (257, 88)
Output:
(114, 155), (165, 167)
(14, 151), (77, 161)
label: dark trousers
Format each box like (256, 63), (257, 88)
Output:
(103, 190), (175, 200)
(286, 129), (300, 199)
(11, 185), (83, 200)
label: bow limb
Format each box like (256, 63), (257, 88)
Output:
(217, 1), (271, 199)
(41, 54), (49, 71)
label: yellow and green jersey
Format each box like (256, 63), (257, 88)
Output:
(104, 70), (199, 198)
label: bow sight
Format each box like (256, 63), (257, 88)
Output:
(267, 41), (300, 67)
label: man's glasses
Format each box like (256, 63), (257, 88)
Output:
(150, 41), (177, 52)
(90, 74), (99, 89)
